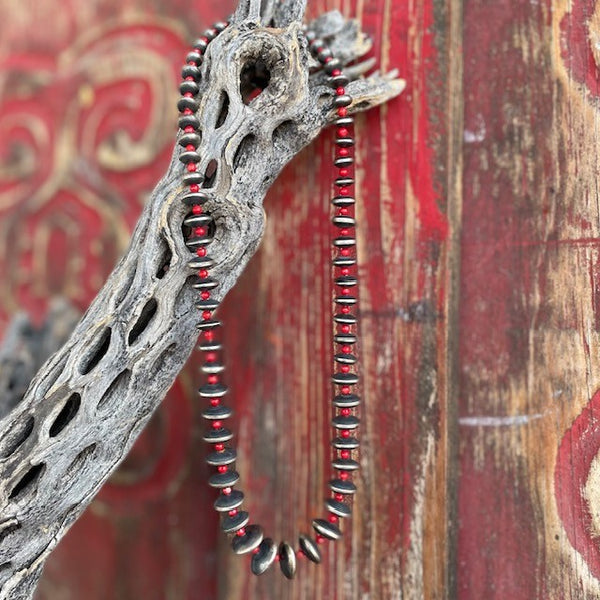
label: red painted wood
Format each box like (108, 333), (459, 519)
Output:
(0, 0), (452, 598)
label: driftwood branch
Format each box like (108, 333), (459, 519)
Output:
(0, 1), (403, 597)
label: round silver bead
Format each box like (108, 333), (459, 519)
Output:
(298, 534), (321, 563)
(251, 538), (278, 575)
(221, 511), (249, 533)
(312, 518), (342, 541)
(326, 498), (352, 518)
(232, 524), (263, 555)
(278, 542), (297, 579)
(214, 489), (244, 512)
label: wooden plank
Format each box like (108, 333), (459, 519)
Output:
(458, 0), (600, 597)
(0, 0), (457, 598)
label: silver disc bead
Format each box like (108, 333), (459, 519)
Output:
(205, 447), (236, 466)
(232, 524), (263, 555)
(326, 498), (352, 518)
(202, 428), (233, 443)
(198, 382), (227, 397)
(329, 478), (357, 495)
(251, 538), (278, 575)
(332, 436), (359, 450)
(332, 457), (360, 471)
(202, 405), (232, 420)
(221, 511), (249, 534)
(298, 535), (321, 563)
(208, 469), (239, 488)
(278, 542), (297, 579)
(214, 489), (244, 512)
(312, 518), (342, 541)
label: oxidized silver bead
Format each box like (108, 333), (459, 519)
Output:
(178, 97), (199, 112)
(333, 236), (356, 247)
(278, 542), (297, 579)
(214, 21), (229, 33)
(185, 236), (210, 251)
(221, 511), (249, 533)
(333, 393), (360, 407)
(332, 372), (359, 385)
(181, 65), (201, 81)
(312, 518), (342, 540)
(178, 114), (200, 130)
(201, 361), (225, 374)
(179, 132), (201, 148)
(184, 214), (213, 227)
(232, 524), (263, 555)
(335, 177), (354, 187)
(333, 256), (356, 267)
(335, 116), (354, 127)
(196, 319), (222, 331)
(195, 298), (219, 311)
(332, 215), (356, 228)
(188, 256), (214, 270)
(317, 48), (333, 63)
(179, 151), (201, 165)
(324, 57), (342, 74)
(182, 172), (204, 186)
(180, 80), (200, 96)
(329, 478), (357, 495)
(186, 50), (203, 65)
(332, 195), (355, 206)
(206, 447), (236, 466)
(208, 469), (239, 487)
(332, 415), (360, 430)
(332, 457), (360, 471)
(181, 190), (210, 205)
(332, 435), (359, 450)
(336, 137), (355, 147)
(333, 94), (352, 107)
(190, 276), (218, 290)
(202, 405), (232, 420)
(193, 38), (208, 52)
(198, 340), (222, 351)
(334, 313), (357, 324)
(203, 428), (233, 443)
(214, 489), (244, 512)
(298, 534), (321, 563)
(251, 538), (278, 575)
(198, 382), (227, 397)
(334, 352), (357, 365)
(334, 156), (354, 167)
(334, 296), (357, 306)
(335, 275), (358, 286)
(326, 498), (351, 518)
(330, 73), (350, 88)
(333, 333), (357, 344)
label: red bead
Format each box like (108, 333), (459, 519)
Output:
(342, 345), (351, 353)
(186, 144), (195, 151)
(187, 163), (197, 172)
(201, 291), (210, 300)
(340, 188), (350, 196)
(206, 351), (217, 362)
(341, 364), (350, 373)
(184, 108), (193, 115)
(190, 184), (200, 192)
(297, 549), (304, 557)
(215, 443), (225, 452)
(337, 127), (349, 138)
(341, 386), (351, 394)
(341, 430), (350, 438)
(184, 92), (193, 98)
(324, 56), (333, 64)
(340, 450), (350, 459)
(217, 465), (228, 473)
(192, 205), (202, 214)
(185, 126), (194, 133)
(185, 76), (194, 81)
(212, 420), (222, 429)
(338, 148), (349, 157)
(341, 325), (351, 334)
(316, 535), (326, 544)
(195, 227), (206, 236)
(228, 509), (238, 517)
(339, 207), (349, 215)
(204, 330), (214, 340)
(199, 36), (208, 44)
(202, 310), (212, 320)
(236, 528), (246, 537)
(253, 547), (260, 554)
(199, 269), (208, 278)
(340, 248), (350, 256)
(336, 87), (345, 95)
(341, 408), (351, 416)
(341, 289), (350, 296)
(341, 268), (350, 276)
(331, 69), (342, 76)
(341, 306), (350, 314)
(210, 398), (220, 406)
(223, 487), (232, 495)
(335, 493), (344, 501)
(328, 514), (338, 523)
(339, 472), (349, 481)
(337, 107), (348, 117)
(207, 374), (218, 384)
(340, 229), (349, 236)
(197, 247), (207, 257)
(339, 168), (349, 177)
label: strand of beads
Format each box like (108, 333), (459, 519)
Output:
(177, 22), (361, 579)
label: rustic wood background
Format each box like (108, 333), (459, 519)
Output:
(2, 0), (600, 598)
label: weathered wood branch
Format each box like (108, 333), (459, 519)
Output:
(0, 2), (403, 597)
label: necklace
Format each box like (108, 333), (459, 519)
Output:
(177, 19), (359, 579)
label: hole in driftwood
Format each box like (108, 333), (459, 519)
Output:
(0, 523), (20, 545)
(149, 344), (178, 380)
(272, 120), (298, 147)
(9, 463), (45, 500)
(128, 298), (158, 345)
(215, 92), (230, 129)
(0, 561), (12, 584)
(240, 60), (271, 104)
(79, 328), (112, 375)
(155, 239), (172, 280)
(61, 443), (98, 487)
(202, 159), (218, 188)
(49, 393), (81, 437)
(0, 416), (34, 459)
(233, 134), (257, 172)
(97, 370), (132, 414)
